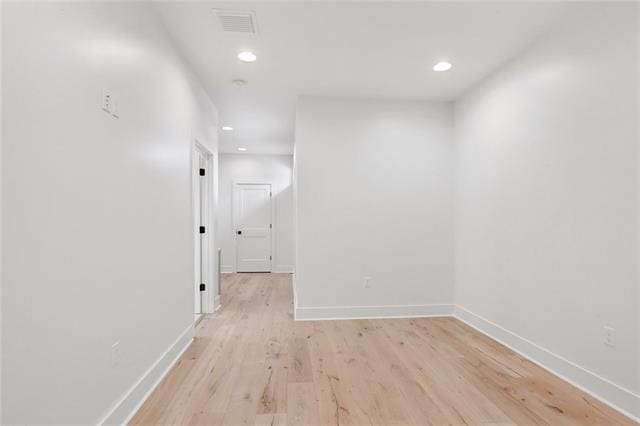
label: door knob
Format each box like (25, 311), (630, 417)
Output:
(237, 230), (242, 235)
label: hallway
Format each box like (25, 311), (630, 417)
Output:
(131, 274), (632, 425)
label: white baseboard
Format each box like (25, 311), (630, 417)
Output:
(221, 266), (294, 273)
(453, 305), (640, 422)
(98, 324), (194, 425)
(295, 304), (454, 321)
(273, 265), (295, 273)
(292, 272), (298, 311)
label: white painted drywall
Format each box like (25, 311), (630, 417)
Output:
(218, 154), (294, 273)
(1, 3), (217, 423)
(454, 1), (638, 402)
(637, 4), (640, 405)
(0, 1), (3, 420)
(294, 97), (454, 311)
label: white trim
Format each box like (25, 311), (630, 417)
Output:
(292, 273), (299, 320)
(453, 305), (640, 423)
(273, 265), (295, 273)
(194, 313), (204, 327)
(221, 265), (234, 273)
(98, 324), (194, 425)
(295, 304), (454, 321)
(192, 140), (216, 314)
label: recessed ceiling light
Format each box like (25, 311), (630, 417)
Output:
(237, 51), (257, 62)
(433, 61), (452, 72)
(237, 147), (247, 152)
(222, 126), (233, 131)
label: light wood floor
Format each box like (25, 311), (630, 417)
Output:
(131, 273), (635, 425)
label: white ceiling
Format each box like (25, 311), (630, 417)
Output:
(155, 2), (571, 155)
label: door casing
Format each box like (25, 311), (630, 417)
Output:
(192, 140), (215, 315)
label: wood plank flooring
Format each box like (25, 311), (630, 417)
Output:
(131, 273), (635, 425)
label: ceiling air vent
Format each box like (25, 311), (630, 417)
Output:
(214, 9), (258, 35)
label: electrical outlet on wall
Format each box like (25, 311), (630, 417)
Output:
(364, 276), (372, 288)
(101, 88), (120, 118)
(604, 326), (616, 347)
(111, 341), (121, 367)
(102, 88), (114, 114)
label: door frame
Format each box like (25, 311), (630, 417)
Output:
(192, 140), (215, 315)
(232, 180), (275, 273)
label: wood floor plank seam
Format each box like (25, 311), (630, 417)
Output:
(131, 273), (636, 426)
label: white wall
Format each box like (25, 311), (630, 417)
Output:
(2, 3), (217, 424)
(454, 2), (639, 417)
(294, 97), (454, 318)
(218, 154), (294, 273)
(0, 1), (3, 420)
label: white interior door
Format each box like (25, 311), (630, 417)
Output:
(235, 183), (272, 272)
